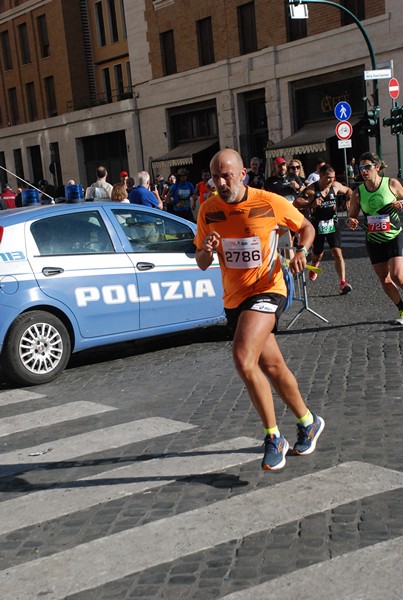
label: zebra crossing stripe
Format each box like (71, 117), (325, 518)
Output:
(221, 536), (403, 599)
(0, 401), (116, 438)
(1, 461), (402, 600)
(0, 436), (260, 535)
(0, 417), (196, 477)
(0, 389), (46, 406)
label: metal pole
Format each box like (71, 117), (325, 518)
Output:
(290, 0), (381, 157)
(391, 100), (402, 178)
(0, 165), (54, 202)
(343, 147), (348, 186)
(396, 133), (402, 179)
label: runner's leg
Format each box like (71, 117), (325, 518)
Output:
(372, 261), (402, 304)
(232, 310), (307, 429)
(331, 247), (346, 282)
(388, 256), (403, 289)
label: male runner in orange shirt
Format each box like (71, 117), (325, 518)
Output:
(194, 149), (325, 470)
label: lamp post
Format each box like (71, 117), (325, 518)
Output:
(289, 0), (382, 158)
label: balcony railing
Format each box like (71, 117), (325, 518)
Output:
(66, 86), (133, 112)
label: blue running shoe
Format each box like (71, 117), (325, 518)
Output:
(262, 434), (289, 471)
(293, 412), (325, 455)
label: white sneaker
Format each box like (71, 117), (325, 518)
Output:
(394, 310), (403, 325)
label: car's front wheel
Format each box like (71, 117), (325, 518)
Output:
(2, 311), (71, 386)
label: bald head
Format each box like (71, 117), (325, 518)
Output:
(210, 149), (244, 172)
(210, 149), (246, 203)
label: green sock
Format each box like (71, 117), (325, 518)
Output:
(264, 425), (280, 437)
(298, 410), (314, 427)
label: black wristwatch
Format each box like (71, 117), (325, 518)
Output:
(295, 245), (308, 256)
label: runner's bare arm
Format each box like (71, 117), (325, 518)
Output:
(195, 231), (221, 270)
(288, 218), (315, 275)
(335, 182), (353, 210)
(390, 178), (403, 209)
(293, 188), (315, 210)
(346, 188), (361, 229)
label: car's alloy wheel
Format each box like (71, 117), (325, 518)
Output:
(3, 311), (71, 386)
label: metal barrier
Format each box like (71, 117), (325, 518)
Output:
(278, 229), (328, 329)
(286, 269), (329, 329)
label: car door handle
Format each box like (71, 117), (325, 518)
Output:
(136, 262), (155, 271)
(42, 267), (64, 276)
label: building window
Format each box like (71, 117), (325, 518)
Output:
(18, 23), (31, 64)
(102, 67), (112, 103)
(107, 0), (119, 42)
(120, 0), (127, 39)
(0, 152), (7, 190)
(126, 61), (132, 93)
(37, 15), (50, 58)
(44, 76), (57, 117)
(49, 141), (63, 188)
(8, 87), (19, 124)
(13, 148), (24, 181)
(114, 63), (124, 99)
(170, 102), (218, 145)
(237, 2), (257, 55)
(1, 30), (13, 70)
(196, 17), (214, 66)
(340, 1), (365, 26)
(25, 82), (37, 121)
(95, 1), (106, 46)
(160, 30), (177, 76)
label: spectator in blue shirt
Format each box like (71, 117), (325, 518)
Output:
(129, 171), (163, 209)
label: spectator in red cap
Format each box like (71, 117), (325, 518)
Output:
(119, 171), (129, 188)
(264, 157), (304, 202)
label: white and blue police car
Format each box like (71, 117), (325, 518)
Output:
(0, 201), (225, 386)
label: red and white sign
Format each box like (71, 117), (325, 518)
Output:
(335, 120), (353, 140)
(389, 78), (399, 100)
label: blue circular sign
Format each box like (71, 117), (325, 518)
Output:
(334, 101), (352, 121)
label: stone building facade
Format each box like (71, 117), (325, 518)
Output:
(0, 0), (401, 190)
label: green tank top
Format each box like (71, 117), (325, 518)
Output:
(358, 177), (401, 243)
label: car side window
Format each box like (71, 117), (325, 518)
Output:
(111, 209), (195, 253)
(31, 211), (115, 255)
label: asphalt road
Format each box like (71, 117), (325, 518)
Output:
(0, 222), (402, 600)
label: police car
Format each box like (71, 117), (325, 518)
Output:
(0, 202), (225, 386)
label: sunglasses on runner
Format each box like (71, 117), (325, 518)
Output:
(359, 164), (374, 171)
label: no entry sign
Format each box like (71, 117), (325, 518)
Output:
(389, 78), (400, 100)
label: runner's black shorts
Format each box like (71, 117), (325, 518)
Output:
(366, 231), (403, 264)
(225, 293), (287, 334)
(312, 225), (341, 254)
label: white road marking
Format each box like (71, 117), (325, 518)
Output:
(1, 461), (402, 600)
(0, 436), (260, 535)
(0, 389), (46, 406)
(0, 401), (116, 438)
(0, 417), (196, 477)
(221, 536), (403, 599)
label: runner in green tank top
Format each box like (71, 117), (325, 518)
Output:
(347, 152), (403, 324)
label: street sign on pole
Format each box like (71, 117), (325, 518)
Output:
(364, 69), (392, 80)
(335, 121), (353, 140)
(389, 78), (400, 100)
(338, 139), (352, 149)
(334, 101), (351, 121)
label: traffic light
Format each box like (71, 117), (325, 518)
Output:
(365, 108), (379, 137)
(383, 106), (403, 135)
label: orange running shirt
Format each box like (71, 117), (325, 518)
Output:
(194, 187), (304, 308)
